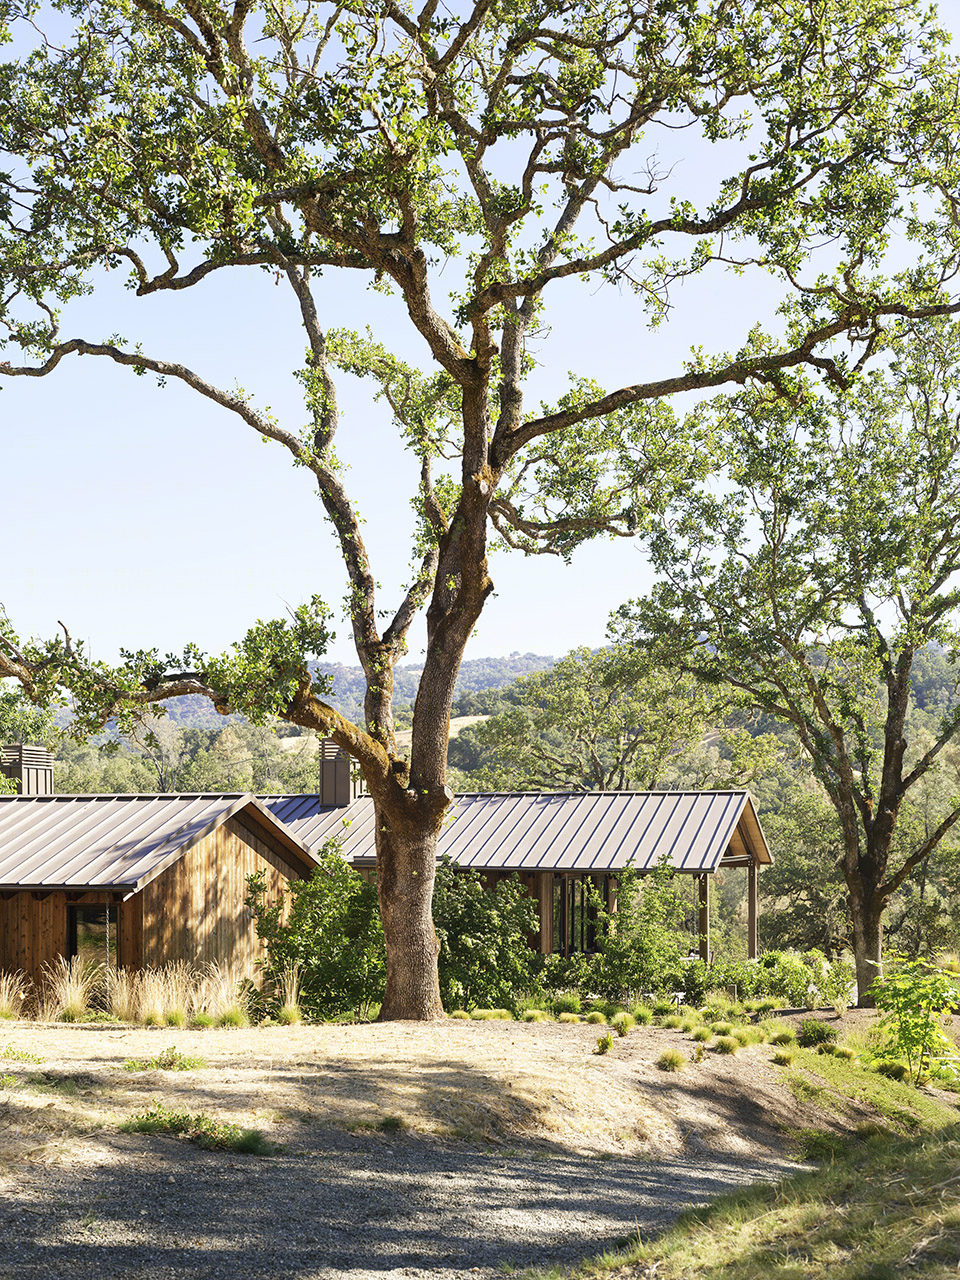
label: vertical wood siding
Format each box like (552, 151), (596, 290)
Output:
(0, 817), (300, 985)
(139, 816), (298, 973)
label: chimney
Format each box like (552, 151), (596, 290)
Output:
(1, 744), (55, 795)
(319, 739), (357, 807)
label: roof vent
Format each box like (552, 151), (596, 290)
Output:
(1, 744), (55, 795)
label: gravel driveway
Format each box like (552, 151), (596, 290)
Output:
(2, 1125), (801, 1280)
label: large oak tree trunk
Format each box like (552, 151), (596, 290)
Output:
(374, 805), (445, 1021)
(849, 884), (884, 1007)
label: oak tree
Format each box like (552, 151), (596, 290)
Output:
(2, 0), (960, 1016)
(617, 320), (960, 1002)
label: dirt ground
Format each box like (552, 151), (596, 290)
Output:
(1, 1012), (958, 1280)
(0, 1009), (938, 1171)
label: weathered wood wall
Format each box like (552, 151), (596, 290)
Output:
(0, 815), (300, 986)
(138, 815), (298, 973)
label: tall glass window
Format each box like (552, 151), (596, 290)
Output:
(67, 904), (118, 969)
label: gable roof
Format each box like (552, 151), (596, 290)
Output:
(263, 789), (771, 873)
(0, 793), (319, 895)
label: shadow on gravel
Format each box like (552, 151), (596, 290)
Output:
(0, 1125), (797, 1280)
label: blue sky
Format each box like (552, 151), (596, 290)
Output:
(3, 6), (956, 670)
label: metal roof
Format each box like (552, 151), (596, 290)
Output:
(0, 793), (319, 894)
(263, 789), (771, 873)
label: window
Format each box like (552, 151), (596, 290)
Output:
(67, 905), (119, 969)
(552, 876), (610, 956)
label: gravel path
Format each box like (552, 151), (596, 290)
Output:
(2, 1126), (800, 1280)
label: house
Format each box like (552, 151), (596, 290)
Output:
(265, 786), (772, 961)
(0, 742), (772, 979)
(0, 748), (319, 985)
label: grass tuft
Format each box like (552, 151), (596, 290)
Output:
(656, 1049), (686, 1073)
(121, 1102), (274, 1154)
(123, 1045), (206, 1072)
(712, 1036), (739, 1055)
(584, 1011), (608, 1025)
(0, 970), (31, 1020)
(772, 1049), (795, 1067)
(690, 1026), (712, 1043)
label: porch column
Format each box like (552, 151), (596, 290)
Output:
(698, 874), (710, 963)
(537, 872), (553, 954)
(747, 861), (758, 959)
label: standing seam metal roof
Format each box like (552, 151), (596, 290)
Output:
(0, 794), (318, 892)
(263, 789), (771, 872)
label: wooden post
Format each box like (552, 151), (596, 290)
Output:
(698, 874), (710, 963)
(747, 861), (758, 959)
(537, 872), (553, 954)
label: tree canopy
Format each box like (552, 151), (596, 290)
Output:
(2, 0), (960, 1015)
(616, 318), (960, 1000)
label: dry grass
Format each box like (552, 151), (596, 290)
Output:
(38, 957), (102, 1022)
(0, 971), (31, 1020)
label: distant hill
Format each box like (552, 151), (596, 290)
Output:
(72, 652), (554, 732)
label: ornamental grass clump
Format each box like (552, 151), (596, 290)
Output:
(584, 1011), (608, 1025)
(0, 971), (30, 1020)
(710, 1021), (734, 1037)
(521, 1008), (550, 1023)
(691, 1026), (712, 1043)
(557, 1011), (581, 1024)
(662, 1014), (684, 1029)
(276, 965), (302, 1025)
(797, 1018), (839, 1049)
(611, 1012), (635, 1036)
(630, 1005), (654, 1025)
(772, 1049), (795, 1066)
(448, 1009), (471, 1020)
(656, 1048), (686, 1072)
(713, 1036), (739, 1055)
(553, 993), (581, 1015)
(41, 956), (102, 1022)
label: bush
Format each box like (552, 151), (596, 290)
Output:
(797, 1018), (839, 1048)
(872, 957), (960, 1085)
(247, 839), (385, 1021)
(553, 992), (582, 1015)
(713, 1036), (739, 1055)
(594, 1031), (615, 1055)
(432, 857), (540, 1013)
(591, 863), (688, 1001)
(611, 1012), (634, 1036)
(631, 1005), (654, 1025)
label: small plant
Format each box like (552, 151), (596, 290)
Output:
(679, 1018), (698, 1033)
(656, 1048), (686, 1072)
(772, 1049), (794, 1066)
(691, 1026), (712, 1043)
(470, 1008), (513, 1020)
(1, 1045), (43, 1063)
(521, 1009), (550, 1023)
(710, 1021), (734, 1037)
(41, 956), (102, 1022)
(797, 1018), (838, 1048)
(448, 1009), (471, 1020)
(217, 1007), (250, 1028)
(121, 1102), (272, 1154)
(766, 1028), (796, 1046)
(553, 993), (581, 1015)
(0, 970), (30, 1020)
(652, 999), (674, 1016)
(584, 1011), (608, 1025)
(123, 1046), (206, 1072)
(872, 958), (960, 1085)
(662, 1014), (684, 1029)
(611, 1012), (634, 1036)
(834, 1045), (856, 1061)
(0, 1073), (17, 1088)
(630, 1005), (654, 1025)
(594, 1031), (615, 1055)
(557, 1011), (581, 1024)
(275, 965), (303, 1025)
(191, 1012), (215, 1029)
(816, 1041), (839, 1056)
(874, 1059), (909, 1081)
(732, 1027), (758, 1046)
(713, 1036), (739, 1055)
(377, 1115), (404, 1133)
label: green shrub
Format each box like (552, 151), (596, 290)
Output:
(872, 957), (960, 1085)
(797, 1018), (839, 1048)
(593, 1031), (615, 1055)
(470, 1008), (513, 1020)
(582, 1010), (606, 1024)
(656, 1048), (686, 1072)
(247, 839), (385, 1021)
(612, 1012), (634, 1036)
(277, 1004), (301, 1025)
(713, 1036), (739, 1055)
(432, 857), (539, 1014)
(652, 999), (675, 1017)
(875, 1059), (909, 1082)
(679, 1017), (698, 1033)
(631, 1005), (654, 1025)
(553, 992), (581, 1015)
(591, 863), (689, 1001)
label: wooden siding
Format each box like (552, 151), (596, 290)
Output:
(0, 889), (116, 987)
(0, 815), (300, 985)
(138, 815), (298, 973)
